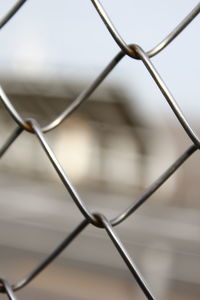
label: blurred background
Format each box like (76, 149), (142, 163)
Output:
(0, 0), (199, 299)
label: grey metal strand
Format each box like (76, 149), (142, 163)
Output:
(112, 144), (197, 226)
(30, 119), (98, 225)
(0, 278), (18, 300)
(0, 127), (23, 158)
(0, 0), (28, 30)
(0, 1), (199, 299)
(97, 214), (157, 300)
(13, 219), (89, 291)
(90, 0), (200, 58)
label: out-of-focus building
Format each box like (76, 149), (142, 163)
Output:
(0, 76), (200, 300)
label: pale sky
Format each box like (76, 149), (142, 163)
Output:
(0, 0), (199, 124)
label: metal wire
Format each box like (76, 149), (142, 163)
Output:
(0, 0), (27, 30)
(0, 278), (18, 300)
(91, 1), (200, 58)
(13, 219), (89, 291)
(0, 1), (199, 299)
(96, 213), (156, 300)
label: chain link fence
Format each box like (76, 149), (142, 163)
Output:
(0, 1), (199, 299)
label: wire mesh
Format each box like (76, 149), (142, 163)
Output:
(0, 1), (199, 299)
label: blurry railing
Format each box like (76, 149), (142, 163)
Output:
(0, 1), (199, 299)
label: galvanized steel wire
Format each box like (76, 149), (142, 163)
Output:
(0, 1), (199, 299)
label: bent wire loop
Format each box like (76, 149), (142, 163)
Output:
(91, 0), (200, 58)
(0, 3), (199, 134)
(0, 1), (199, 299)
